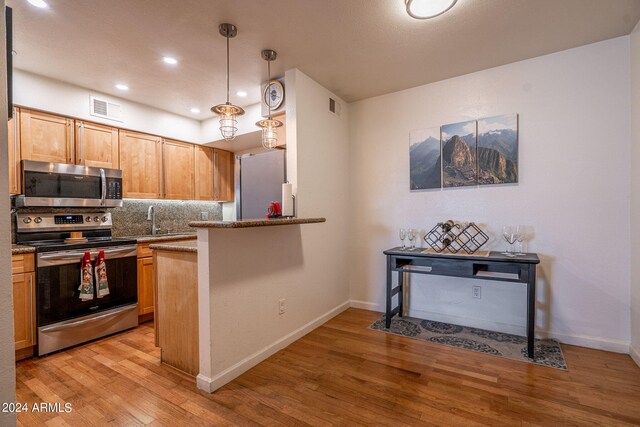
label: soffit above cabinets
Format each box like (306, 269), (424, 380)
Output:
(8, 0), (640, 119)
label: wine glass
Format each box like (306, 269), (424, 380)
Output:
(515, 225), (526, 255)
(399, 228), (407, 249)
(502, 226), (515, 256)
(407, 228), (417, 250)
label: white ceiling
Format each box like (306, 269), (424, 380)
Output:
(8, 0), (640, 120)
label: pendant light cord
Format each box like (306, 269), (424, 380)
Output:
(226, 34), (230, 104)
(267, 58), (272, 119)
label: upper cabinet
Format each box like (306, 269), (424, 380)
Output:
(194, 146), (214, 200)
(75, 121), (119, 169)
(163, 139), (195, 200)
(8, 107), (20, 194)
(20, 109), (73, 164)
(213, 149), (235, 202)
(119, 130), (162, 199)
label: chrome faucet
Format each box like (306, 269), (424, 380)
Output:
(147, 205), (160, 235)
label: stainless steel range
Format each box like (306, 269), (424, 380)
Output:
(16, 211), (138, 356)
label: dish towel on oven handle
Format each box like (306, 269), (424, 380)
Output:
(95, 250), (109, 298)
(79, 251), (94, 301)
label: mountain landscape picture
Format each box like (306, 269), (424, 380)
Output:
(410, 127), (441, 190)
(477, 114), (518, 185)
(441, 120), (477, 187)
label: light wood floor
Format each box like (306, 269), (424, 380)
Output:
(15, 308), (640, 426)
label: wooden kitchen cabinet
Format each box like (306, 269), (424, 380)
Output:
(213, 148), (235, 202)
(163, 139), (195, 200)
(12, 253), (36, 359)
(194, 146), (214, 200)
(119, 130), (162, 199)
(137, 256), (155, 317)
(8, 107), (21, 194)
(75, 121), (119, 169)
(20, 109), (73, 164)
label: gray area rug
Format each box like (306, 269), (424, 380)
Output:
(369, 316), (568, 370)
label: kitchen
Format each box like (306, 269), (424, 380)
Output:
(3, 1), (640, 426)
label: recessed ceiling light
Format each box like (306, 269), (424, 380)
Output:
(115, 84), (129, 91)
(405, 0), (457, 19)
(190, 108), (200, 114)
(163, 56), (178, 65)
(27, 0), (48, 8)
(236, 90), (247, 97)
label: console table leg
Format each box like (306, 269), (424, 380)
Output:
(527, 266), (536, 358)
(398, 271), (404, 317)
(385, 256), (392, 328)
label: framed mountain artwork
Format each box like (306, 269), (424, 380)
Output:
(477, 114), (519, 185)
(441, 120), (477, 187)
(410, 127), (442, 190)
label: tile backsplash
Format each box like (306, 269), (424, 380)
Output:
(110, 199), (223, 237)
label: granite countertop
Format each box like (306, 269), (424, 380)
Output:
(121, 233), (197, 243)
(189, 217), (326, 229)
(149, 240), (198, 253)
(12, 244), (36, 255)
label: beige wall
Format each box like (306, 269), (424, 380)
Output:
(0, 3), (16, 425)
(349, 37), (631, 352)
(631, 20), (640, 366)
(195, 69), (351, 392)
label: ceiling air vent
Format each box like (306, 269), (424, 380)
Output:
(90, 96), (123, 122)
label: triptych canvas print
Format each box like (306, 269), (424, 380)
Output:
(410, 114), (519, 190)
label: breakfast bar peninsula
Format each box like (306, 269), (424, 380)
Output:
(188, 217), (337, 393)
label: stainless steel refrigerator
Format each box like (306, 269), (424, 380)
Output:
(235, 150), (286, 220)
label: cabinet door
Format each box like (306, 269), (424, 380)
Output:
(8, 107), (20, 194)
(20, 109), (73, 164)
(119, 131), (162, 199)
(13, 272), (35, 351)
(76, 121), (119, 169)
(137, 257), (155, 316)
(213, 149), (235, 202)
(194, 146), (214, 200)
(163, 139), (194, 200)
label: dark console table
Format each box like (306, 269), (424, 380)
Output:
(383, 248), (541, 358)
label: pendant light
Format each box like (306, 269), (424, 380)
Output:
(211, 23), (245, 141)
(256, 50), (283, 149)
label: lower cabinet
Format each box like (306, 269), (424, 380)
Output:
(12, 253), (36, 360)
(137, 256), (155, 317)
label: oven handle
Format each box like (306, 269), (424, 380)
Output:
(39, 305), (137, 333)
(100, 168), (107, 206)
(37, 245), (137, 267)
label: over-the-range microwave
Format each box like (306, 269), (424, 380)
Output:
(15, 160), (123, 208)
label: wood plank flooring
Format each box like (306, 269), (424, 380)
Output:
(15, 308), (640, 426)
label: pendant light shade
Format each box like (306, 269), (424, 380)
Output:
(211, 23), (245, 141)
(256, 49), (283, 149)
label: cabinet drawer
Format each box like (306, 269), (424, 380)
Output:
(12, 253), (35, 274)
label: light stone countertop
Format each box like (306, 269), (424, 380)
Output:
(11, 244), (36, 255)
(121, 233), (197, 243)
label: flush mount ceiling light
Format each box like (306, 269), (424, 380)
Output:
(27, 0), (48, 9)
(190, 107), (200, 114)
(256, 50), (283, 150)
(236, 90), (247, 97)
(211, 23), (245, 141)
(405, 0), (457, 19)
(115, 83), (129, 91)
(163, 56), (178, 65)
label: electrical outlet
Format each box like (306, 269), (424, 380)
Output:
(278, 298), (286, 315)
(472, 285), (481, 299)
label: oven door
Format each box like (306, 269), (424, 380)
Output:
(36, 245), (138, 327)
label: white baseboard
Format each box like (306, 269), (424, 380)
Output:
(630, 343), (640, 368)
(350, 300), (630, 354)
(198, 301), (350, 393)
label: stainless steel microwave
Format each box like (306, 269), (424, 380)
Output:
(16, 160), (123, 207)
